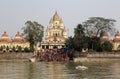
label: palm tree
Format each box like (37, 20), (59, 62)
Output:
(74, 24), (85, 51)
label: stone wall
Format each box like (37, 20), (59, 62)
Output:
(87, 53), (120, 57)
(0, 53), (33, 59)
(77, 52), (120, 57)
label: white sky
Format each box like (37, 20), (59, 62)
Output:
(0, 0), (120, 38)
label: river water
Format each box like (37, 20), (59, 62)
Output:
(0, 58), (120, 79)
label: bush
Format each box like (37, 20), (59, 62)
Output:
(18, 46), (22, 52)
(24, 47), (30, 52)
(88, 49), (96, 52)
(12, 46), (15, 52)
(0, 46), (3, 51)
(101, 41), (113, 52)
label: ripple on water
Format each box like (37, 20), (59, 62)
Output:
(0, 59), (120, 79)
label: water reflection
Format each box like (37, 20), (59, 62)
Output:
(0, 58), (120, 79)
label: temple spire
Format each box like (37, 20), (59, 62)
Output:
(53, 11), (60, 21)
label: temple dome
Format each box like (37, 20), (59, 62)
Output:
(89, 31), (96, 38)
(15, 32), (22, 37)
(100, 32), (109, 42)
(0, 32), (11, 42)
(2, 32), (8, 37)
(102, 32), (108, 36)
(12, 32), (24, 43)
(113, 32), (120, 42)
(115, 32), (120, 36)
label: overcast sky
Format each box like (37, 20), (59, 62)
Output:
(0, 0), (120, 38)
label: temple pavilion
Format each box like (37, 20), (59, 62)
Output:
(100, 32), (120, 51)
(0, 32), (29, 52)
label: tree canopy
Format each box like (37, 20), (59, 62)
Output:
(65, 36), (74, 49)
(83, 17), (116, 37)
(22, 21), (44, 52)
(65, 17), (117, 53)
(101, 41), (113, 52)
(73, 24), (87, 51)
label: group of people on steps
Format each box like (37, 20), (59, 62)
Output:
(34, 48), (74, 62)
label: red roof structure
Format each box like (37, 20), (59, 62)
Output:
(12, 32), (24, 43)
(0, 32), (11, 43)
(113, 32), (120, 42)
(115, 32), (120, 36)
(102, 32), (108, 36)
(100, 32), (109, 42)
(89, 32), (96, 38)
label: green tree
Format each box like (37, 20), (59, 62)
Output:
(101, 41), (113, 52)
(24, 47), (30, 52)
(6, 46), (9, 52)
(65, 36), (74, 49)
(92, 37), (102, 52)
(18, 46), (22, 52)
(73, 24), (86, 51)
(83, 17), (116, 37)
(0, 46), (3, 51)
(22, 21), (44, 52)
(12, 46), (15, 52)
(85, 35), (102, 52)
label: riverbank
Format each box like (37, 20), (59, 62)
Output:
(0, 52), (120, 62)
(74, 57), (120, 62)
(73, 52), (120, 62)
(0, 58), (29, 62)
(0, 53), (33, 59)
(87, 52), (120, 57)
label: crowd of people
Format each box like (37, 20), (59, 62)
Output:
(34, 48), (74, 62)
